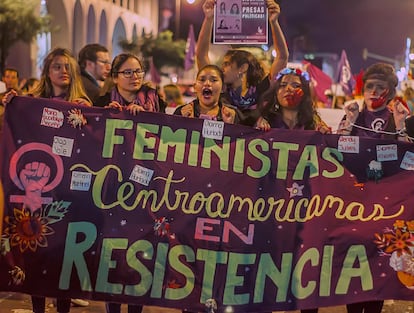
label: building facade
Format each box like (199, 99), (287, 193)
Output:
(7, 0), (160, 79)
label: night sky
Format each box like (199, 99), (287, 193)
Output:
(181, 0), (414, 74)
(279, 0), (414, 72)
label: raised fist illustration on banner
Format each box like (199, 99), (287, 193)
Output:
(19, 162), (51, 211)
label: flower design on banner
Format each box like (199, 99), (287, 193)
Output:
(374, 220), (414, 289)
(366, 160), (383, 182)
(205, 298), (217, 313)
(167, 279), (181, 289)
(8, 265), (25, 286)
(67, 108), (87, 128)
(286, 182), (304, 198)
(4, 201), (70, 253)
(154, 217), (171, 237)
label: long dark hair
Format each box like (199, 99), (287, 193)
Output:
(224, 49), (265, 88)
(259, 70), (318, 130)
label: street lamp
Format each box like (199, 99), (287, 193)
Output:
(362, 48), (396, 64)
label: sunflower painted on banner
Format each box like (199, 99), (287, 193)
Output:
(3, 201), (70, 253)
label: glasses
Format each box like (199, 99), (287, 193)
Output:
(276, 68), (310, 82)
(117, 68), (145, 78)
(96, 59), (111, 65)
(50, 63), (70, 72)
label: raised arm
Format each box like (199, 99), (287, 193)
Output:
(267, 0), (289, 80)
(195, 0), (215, 70)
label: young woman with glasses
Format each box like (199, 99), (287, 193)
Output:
(95, 53), (163, 114)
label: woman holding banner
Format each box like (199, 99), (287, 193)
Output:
(196, 0), (289, 126)
(336, 62), (409, 313)
(2, 48), (91, 107)
(298, 64), (410, 313)
(257, 67), (329, 313)
(174, 64), (242, 124)
(338, 63), (410, 143)
(95, 52), (163, 313)
(256, 67), (331, 134)
(95, 53), (163, 116)
(1, 47), (91, 313)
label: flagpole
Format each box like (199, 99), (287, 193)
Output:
(332, 85), (337, 109)
(405, 38), (411, 81)
(184, 24), (196, 71)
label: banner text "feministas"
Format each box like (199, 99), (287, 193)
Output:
(101, 119), (344, 181)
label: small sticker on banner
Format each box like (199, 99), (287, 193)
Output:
(376, 144), (398, 162)
(41, 107), (64, 128)
(202, 119), (224, 140)
(130, 165), (154, 186)
(52, 136), (74, 157)
(400, 151), (414, 170)
(338, 136), (359, 153)
(70, 171), (92, 191)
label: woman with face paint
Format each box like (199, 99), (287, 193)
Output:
(337, 63), (410, 142)
(256, 68), (329, 313)
(256, 67), (330, 133)
(174, 64), (243, 124)
(300, 64), (410, 313)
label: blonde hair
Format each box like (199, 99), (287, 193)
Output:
(163, 84), (184, 107)
(32, 47), (91, 103)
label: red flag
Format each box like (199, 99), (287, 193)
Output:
(303, 61), (333, 104)
(184, 24), (196, 71)
(353, 69), (364, 97)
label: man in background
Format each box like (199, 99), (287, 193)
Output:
(78, 44), (111, 103)
(2, 68), (20, 92)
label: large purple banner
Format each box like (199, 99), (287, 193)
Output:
(1, 96), (414, 312)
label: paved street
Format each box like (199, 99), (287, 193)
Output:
(1, 293), (414, 313)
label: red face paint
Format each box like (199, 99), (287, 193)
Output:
(371, 89), (389, 109)
(285, 89), (304, 107)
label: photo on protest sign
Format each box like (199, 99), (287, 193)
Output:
(213, 0), (268, 44)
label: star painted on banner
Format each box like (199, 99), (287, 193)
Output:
(286, 182), (304, 198)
